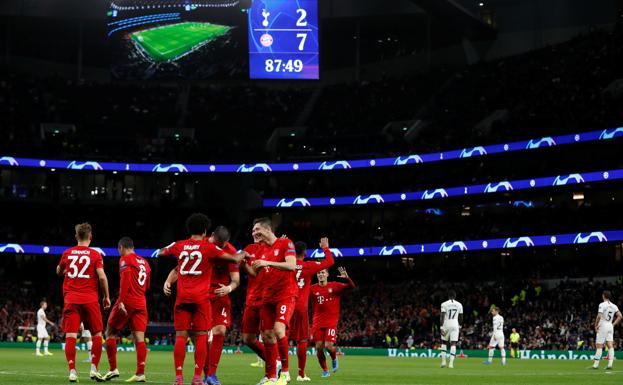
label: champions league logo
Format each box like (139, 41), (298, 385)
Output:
(599, 127), (623, 140)
(90, 247), (107, 256)
(378, 245), (407, 255)
(152, 164), (188, 173)
(67, 161), (103, 170)
(459, 147), (487, 158)
(502, 237), (534, 248)
(0, 156), (19, 166)
(393, 155), (423, 165)
(236, 163), (273, 173)
(552, 174), (585, 186)
(421, 189), (448, 200)
(353, 195), (385, 205)
(573, 232), (608, 244)
(0, 243), (25, 253)
(309, 248), (343, 258)
(484, 181), (514, 193)
(276, 198), (311, 207)
(526, 137), (556, 149)
(438, 242), (468, 252)
(318, 161), (352, 170)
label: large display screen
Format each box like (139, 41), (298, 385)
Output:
(248, 0), (319, 79)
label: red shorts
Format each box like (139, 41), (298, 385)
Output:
(312, 327), (337, 344)
(174, 300), (211, 331)
(107, 302), (148, 332)
(242, 305), (262, 335)
(261, 298), (296, 331)
(289, 307), (310, 341)
(210, 296), (231, 329)
(63, 302), (103, 334)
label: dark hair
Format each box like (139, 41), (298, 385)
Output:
(75, 223), (92, 241)
(213, 226), (231, 243)
(253, 217), (273, 230)
(295, 241), (307, 256)
(603, 290), (612, 300)
(186, 213), (211, 235)
(118, 237), (134, 250)
(448, 290), (456, 300)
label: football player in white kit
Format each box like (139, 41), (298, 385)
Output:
(35, 301), (55, 356)
(483, 306), (506, 365)
(439, 290), (463, 368)
(592, 290), (622, 370)
(80, 322), (93, 363)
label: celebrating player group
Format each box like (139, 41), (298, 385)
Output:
(54, 214), (354, 385)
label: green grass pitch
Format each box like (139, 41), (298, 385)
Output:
(0, 348), (620, 385)
(131, 22), (231, 62)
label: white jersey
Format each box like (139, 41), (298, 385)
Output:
(37, 308), (46, 328)
(598, 301), (620, 326)
(441, 300), (463, 327)
(492, 314), (504, 334)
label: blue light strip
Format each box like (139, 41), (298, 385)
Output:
(107, 15), (182, 36)
(108, 13), (180, 26)
(1, 230), (621, 258)
(264, 169), (622, 207)
(1, 127), (621, 174)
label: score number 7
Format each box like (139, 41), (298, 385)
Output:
(296, 8), (307, 51)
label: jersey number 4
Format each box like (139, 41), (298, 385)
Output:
(67, 255), (90, 279)
(179, 251), (202, 275)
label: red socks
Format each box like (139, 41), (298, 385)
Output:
(65, 337), (77, 371)
(277, 336), (289, 372)
(297, 341), (308, 377)
(136, 341), (147, 375)
(264, 342), (278, 379)
(194, 334), (208, 377)
(327, 345), (337, 361)
(247, 339), (266, 361)
(105, 338), (117, 371)
(316, 348), (327, 371)
(174, 336), (187, 377)
(91, 336), (103, 370)
(208, 334), (225, 376)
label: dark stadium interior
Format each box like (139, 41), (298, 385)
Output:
(2, 1), (623, 383)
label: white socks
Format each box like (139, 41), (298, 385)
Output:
(608, 348), (614, 368)
(593, 348), (603, 368)
(449, 346), (456, 367)
(440, 344), (447, 365)
(36, 340), (42, 353)
(501, 349), (507, 365)
(44, 340), (49, 353)
(488, 348), (494, 362)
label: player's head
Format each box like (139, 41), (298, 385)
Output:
(295, 241), (307, 260)
(512, 328), (517, 333)
(40, 300), (47, 310)
(447, 290), (456, 300)
(603, 290), (612, 301)
(317, 268), (329, 284)
(252, 217), (274, 242)
(491, 306), (500, 316)
(117, 237), (134, 256)
(211, 226), (231, 247)
(74, 222), (92, 242)
(186, 213), (211, 236)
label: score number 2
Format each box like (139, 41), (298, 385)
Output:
(296, 9), (307, 51)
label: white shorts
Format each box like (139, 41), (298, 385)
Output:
(442, 325), (460, 343)
(488, 332), (505, 348)
(596, 324), (614, 344)
(81, 329), (92, 339)
(37, 325), (49, 339)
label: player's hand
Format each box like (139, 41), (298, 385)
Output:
(319, 237), (329, 249)
(440, 328), (446, 337)
(281, 234), (287, 239)
(337, 266), (348, 278)
(103, 297), (111, 310)
(118, 302), (127, 315)
(215, 284), (232, 297)
(163, 281), (172, 296)
(252, 259), (269, 269)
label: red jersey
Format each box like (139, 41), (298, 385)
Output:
(257, 238), (297, 302)
(118, 252), (151, 308)
(242, 243), (265, 307)
(295, 248), (335, 310)
(311, 278), (355, 328)
(160, 238), (225, 304)
(209, 242), (239, 300)
(58, 246), (104, 304)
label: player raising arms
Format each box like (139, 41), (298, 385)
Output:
(103, 237), (151, 382)
(250, 217), (297, 385)
(439, 290), (463, 369)
(164, 226), (240, 385)
(35, 300), (55, 356)
(158, 213), (247, 385)
(310, 267), (355, 378)
(290, 239), (334, 381)
(483, 306), (506, 366)
(56, 223), (111, 382)
(592, 290), (622, 370)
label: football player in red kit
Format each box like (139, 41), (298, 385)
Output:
(310, 267), (355, 377)
(56, 223), (111, 382)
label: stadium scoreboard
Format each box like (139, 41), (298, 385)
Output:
(248, 0), (319, 80)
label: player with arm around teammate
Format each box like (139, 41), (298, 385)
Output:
(439, 290), (463, 369)
(483, 306), (506, 366)
(592, 290), (622, 370)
